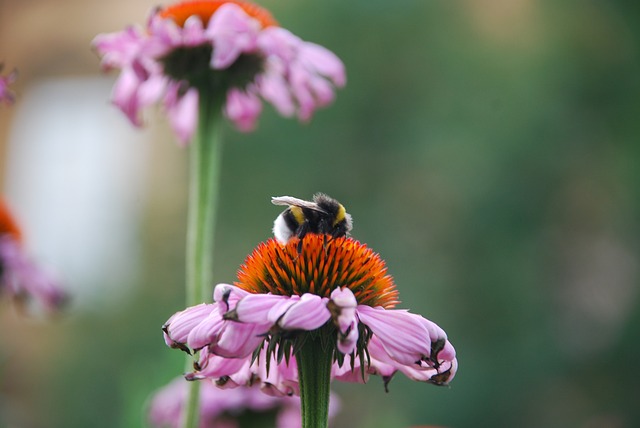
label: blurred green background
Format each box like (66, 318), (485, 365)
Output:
(1, 0), (640, 427)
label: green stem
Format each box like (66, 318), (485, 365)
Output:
(297, 333), (334, 428)
(181, 94), (224, 428)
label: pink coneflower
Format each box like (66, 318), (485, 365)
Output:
(0, 64), (17, 105)
(0, 199), (67, 312)
(164, 234), (457, 426)
(148, 377), (340, 428)
(92, 0), (346, 144)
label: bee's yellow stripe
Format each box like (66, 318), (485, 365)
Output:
(333, 204), (346, 226)
(291, 206), (305, 225)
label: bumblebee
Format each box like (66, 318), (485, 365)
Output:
(271, 193), (353, 252)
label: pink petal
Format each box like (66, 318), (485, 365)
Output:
(224, 88), (262, 132)
(163, 303), (215, 347)
(165, 85), (198, 145)
(137, 73), (167, 107)
(185, 310), (225, 350)
(277, 294), (331, 330)
(298, 42), (346, 87)
(331, 355), (369, 384)
(356, 306), (431, 366)
(0, 236), (67, 311)
(234, 293), (288, 324)
(193, 347), (250, 379)
(92, 26), (146, 70)
(147, 13), (182, 51)
(207, 3), (260, 69)
(213, 283), (250, 313)
(257, 27), (299, 62)
(211, 321), (269, 358)
(438, 340), (457, 362)
(257, 62), (296, 117)
(329, 288), (359, 354)
(111, 67), (144, 126)
(306, 74), (336, 108)
(254, 348), (299, 397)
(416, 316), (457, 363)
(266, 296), (300, 323)
(181, 15), (208, 46)
(288, 64), (316, 121)
(365, 335), (437, 385)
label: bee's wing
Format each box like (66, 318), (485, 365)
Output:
(271, 196), (328, 213)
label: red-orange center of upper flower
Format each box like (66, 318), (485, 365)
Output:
(159, 0), (278, 28)
(236, 235), (400, 309)
(0, 200), (22, 243)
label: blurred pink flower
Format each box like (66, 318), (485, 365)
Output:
(92, 0), (346, 145)
(148, 376), (340, 428)
(0, 200), (67, 312)
(0, 64), (17, 105)
(163, 235), (457, 393)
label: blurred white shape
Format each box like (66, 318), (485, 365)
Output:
(3, 76), (151, 311)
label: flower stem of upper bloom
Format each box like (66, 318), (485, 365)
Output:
(296, 327), (334, 428)
(186, 93), (223, 306)
(183, 93), (224, 428)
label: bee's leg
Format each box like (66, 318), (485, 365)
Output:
(324, 228), (342, 254)
(296, 222), (311, 254)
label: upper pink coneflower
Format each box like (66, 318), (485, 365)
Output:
(159, 0), (278, 28)
(92, 0), (346, 145)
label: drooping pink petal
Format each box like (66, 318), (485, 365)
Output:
(233, 293), (288, 324)
(194, 351), (254, 387)
(305, 73), (336, 108)
(207, 3), (261, 69)
(365, 328), (457, 386)
(257, 62), (295, 116)
(224, 88), (262, 132)
(252, 345), (300, 397)
(297, 42), (347, 87)
(329, 287), (357, 331)
(0, 236), (67, 311)
(257, 27), (299, 62)
(92, 25), (146, 70)
(110, 67), (146, 126)
(210, 320), (269, 358)
(192, 347), (250, 379)
(165, 84), (199, 146)
(163, 302), (215, 348)
(356, 306), (431, 366)
(147, 13), (183, 52)
(437, 340), (456, 362)
(365, 335), (423, 381)
(213, 283), (251, 313)
(329, 287), (359, 354)
(277, 294), (331, 330)
(0, 67), (17, 105)
(331, 355), (369, 384)
(137, 73), (168, 107)
(288, 66), (316, 121)
(181, 15), (208, 46)
(185, 309), (225, 350)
